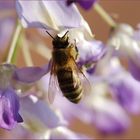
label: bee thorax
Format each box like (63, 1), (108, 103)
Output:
(53, 50), (69, 65)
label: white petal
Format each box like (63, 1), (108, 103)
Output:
(20, 96), (66, 132)
(16, 0), (91, 33)
(92, 97), (130, 133)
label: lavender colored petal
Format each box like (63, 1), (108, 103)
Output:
(0, 88), (22, 130)
(100, 58), (140, 114)
(67, 0), (97, 10)
(109, 71), (140, 114)
(0, 98), (15, 129)
(16, 0), (84, 30)
(93, 98), (130, 134)
(20, 96), (66, 129)
(52, 92), (97, 127)
(4, 87), (23, 123)
(78, 40), (106, 66)
(77, 0), (97, 10)
(86, 64), (96, 74)
(133, 25), (140, 40)
(128, 59), (140, 81)
(13, 65), (49, 83)
(107, 24), (140, 81)
(107, 24), (134, 57)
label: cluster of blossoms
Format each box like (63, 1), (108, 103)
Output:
(0, 0), (140, 139)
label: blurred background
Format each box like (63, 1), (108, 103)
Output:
(0, 0), (140, 139)
(70, 1), (140, 139)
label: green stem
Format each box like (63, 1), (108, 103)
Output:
(6, 20), (22, 64)
(94, 3), (117, 28)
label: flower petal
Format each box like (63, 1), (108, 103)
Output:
(107, 24), (140, 81)
(16, 0), (85, 30)
(13, 65), (49, 83)
(132, 24), (140, 40)
(77, 0), (97, 10)
(50, 126), (90, 139)
(77, 40), (106, 70)
(128, 59), (140, 81)
(0, 87), (22, 130)
(20, 96), (66, 131)
(109, 71), (140, 114)
(93, 98), (130, 134)
(3, 87), (23, 123)
(67, 0), (97, 10)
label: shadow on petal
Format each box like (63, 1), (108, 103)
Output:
(13, 64), (50, 83)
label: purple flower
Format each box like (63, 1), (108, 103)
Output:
(0, 63), (49, 130)
(107, 63), (140, 114)
(55, 90), (130, 134)
(92, 98), (130, 134)
(81, 82), (130, 134)
(38, 71), (130, 135)
(19, 96), (89, 139)
(107, 24), (140, 81)
(16, 0), (89, 31)
(95, 56), (140, 114)
(0, 87), (22, 130)
(128, 59), (140, 81)
(20, 96), (67, 131)
(77, 40), (106, 73)
(67, 0), (97, 10)
(57, 31), (105, 74)
(13, 64), (49, 83)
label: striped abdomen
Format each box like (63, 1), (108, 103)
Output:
(57, 68), (83, 103)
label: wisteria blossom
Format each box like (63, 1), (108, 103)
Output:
(0, 94), (89, 139)
(19, 96), (90, 139)
(105, 59), (140, 114)
(0, 63), (49, 130)
(108, 24), (140, 81)
(0, 0), (140, 139)
(15, 0), (140, 137)
(16, 0), (93, 38)
(95, 53), (140, 115)
(16, 0), (106, 74)
(67, 0), (98, 10)
(44, 78), (130, 134)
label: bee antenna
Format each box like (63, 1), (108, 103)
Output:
(62, 31), (69, 38)
(46, 30), (55, 40)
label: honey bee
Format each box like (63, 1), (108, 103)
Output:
(47, 31), (89, 104)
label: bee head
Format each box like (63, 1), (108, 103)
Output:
(53, 31), (69, 49)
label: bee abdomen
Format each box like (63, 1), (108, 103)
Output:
(60, 82), (83, 104)
(57, 69), (83, 103)
(64, 84), (83, 104)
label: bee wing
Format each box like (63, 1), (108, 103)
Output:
(47, 60), (57, 104)
(70, 57), (91, 95)
(47, 60), (63, 104)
